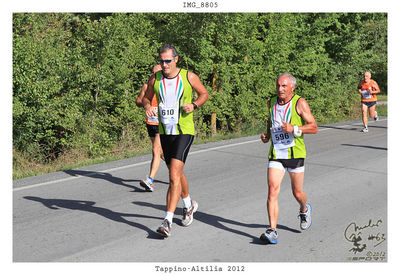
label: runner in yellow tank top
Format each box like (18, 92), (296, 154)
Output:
(142, 44), (209, 237)
(259, 73), (318, 244)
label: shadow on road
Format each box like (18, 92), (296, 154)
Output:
(367, 125), (387, 129)
(250, 224), (302, 245)
(63, 169), (169, 192)
(318, 125), (360, 131)
(319, 123), (387, 132)
(23, 196), (165, 240)
(341, 144), (387, 151)
(133, 201), (300, 244)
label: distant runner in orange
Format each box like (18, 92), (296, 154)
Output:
(136, 64), (163, 192)
(357, 72), (380, 133)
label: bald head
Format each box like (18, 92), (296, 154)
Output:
(364, 71), (371, 83)
(276, 73), (297, 101)
(277, 73), (296, 86)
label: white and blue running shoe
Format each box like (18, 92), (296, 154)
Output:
(260, 228), (278, 244)
(299, 203), (312, 230)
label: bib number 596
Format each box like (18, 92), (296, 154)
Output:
(274, 133), (290, 141)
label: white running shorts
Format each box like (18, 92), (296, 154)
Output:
(268, 161), (305, 173)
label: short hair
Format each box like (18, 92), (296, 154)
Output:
(277, 73), (296, 86)
(364, 71), (371, 77)
(158, 44), (178, 57)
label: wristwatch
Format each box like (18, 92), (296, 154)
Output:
(192, 103), (198, 110)
(293, 125), (302, 137)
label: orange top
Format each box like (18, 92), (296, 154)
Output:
(359, 79), (379, 102)
(146, 94), (159, 125)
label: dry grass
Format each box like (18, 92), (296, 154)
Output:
(13, 139), (152, 180)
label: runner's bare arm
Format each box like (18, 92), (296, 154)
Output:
(295, 98), (318, 134)
(182, 72), (209, 114)
(372, 81), (381, 94)
(357, 80), (363, 94)
(143, 75), (157, 118)
(135, 83), (147, 107)
(261, 100), (271, 143)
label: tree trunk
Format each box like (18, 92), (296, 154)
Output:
(211, 64), (217, 137)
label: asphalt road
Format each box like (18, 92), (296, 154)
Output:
(13, 118), (387, 263)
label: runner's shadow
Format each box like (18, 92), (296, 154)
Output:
(63, 169), (169, 192)
(318, 125), (359, 131)
(367, 125), (387, 129)
(250, 224), (302, 245)
(23, 196), (164, 240)
(132, 201), (300, 244)
(341, 144), (387, 151)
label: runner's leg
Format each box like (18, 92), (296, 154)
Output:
(166, 158), (184, 214)
(361, 103), (368, 127)
(267, 167), (285, 230)
(180, 172), (189, 199)
(149, 134), (162, 179)
(369, 103), (376, 119)
(289, 171), (307, 212)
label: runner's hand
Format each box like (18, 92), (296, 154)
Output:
(281, 121), (294, 133)
(145, 105), (157, 118)
(261, 133), (270, 143)
(182, 103), (194, 114)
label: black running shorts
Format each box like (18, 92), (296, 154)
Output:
(146, 123), (159, 138)
(362, 101), (377, 108)
(160, 134), (194, 165)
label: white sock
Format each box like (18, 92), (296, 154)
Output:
(182, 195), (192, 209)
(165, 212), (174, 224)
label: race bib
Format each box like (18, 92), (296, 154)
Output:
(159, 103), (179, 125)
(147, 107), (159, 123)
(361, 89), (372, 99)
(271, 127), (295, 149)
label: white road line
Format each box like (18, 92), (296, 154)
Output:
(13, 118), (386, 192)
(13, 139), (259, 192)
(13, 161), (152, 192)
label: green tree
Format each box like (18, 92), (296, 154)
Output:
(13, 12), (387, 170)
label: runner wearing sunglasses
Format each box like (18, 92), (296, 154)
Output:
(142, 44), (209, 237)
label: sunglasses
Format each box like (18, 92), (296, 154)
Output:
(158, 58), (175, 64)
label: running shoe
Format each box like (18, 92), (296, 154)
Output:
(181, 200), (198, 227)
(260, 228), (278, 244)
(140, 177), (154, 192)
(361, 127), (369, 133)
(299, 203), (312, 230)
(374, 111), (379, 121)
(156, 219), (172, 237)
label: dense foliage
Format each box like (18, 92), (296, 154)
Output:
(13, 13), (387, 162)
